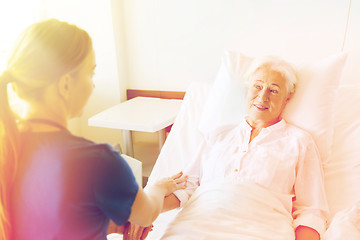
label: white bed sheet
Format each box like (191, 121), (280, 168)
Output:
(324, 201), (360, 240)
(161, 180), (294, 240)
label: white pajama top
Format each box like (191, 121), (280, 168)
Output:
(174, 118), (329, 235)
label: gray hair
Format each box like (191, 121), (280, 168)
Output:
(244, 56), (298, 95)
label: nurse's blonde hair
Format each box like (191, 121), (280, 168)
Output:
(0, 18), (92, 239)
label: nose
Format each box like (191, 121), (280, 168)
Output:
(258, 89), (269, 102)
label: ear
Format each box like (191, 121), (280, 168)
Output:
(286, 85), (296, 102)
(286, 92), (294, 102)
(58, 74), (71, 100)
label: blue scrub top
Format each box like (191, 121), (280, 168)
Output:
(12, 130), (139, 240)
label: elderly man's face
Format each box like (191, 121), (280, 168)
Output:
(246, 67), (291, 127)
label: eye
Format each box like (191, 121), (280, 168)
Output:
(270, 89), (278, 94)
(254, 84), (262, 90)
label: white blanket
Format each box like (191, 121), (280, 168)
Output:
(324, 201), (360, 240)
(158, 180), (295, 240)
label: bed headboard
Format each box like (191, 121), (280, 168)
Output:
(126, 89), (185, 100)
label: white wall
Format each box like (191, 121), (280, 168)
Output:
(121, 0), (357, 92)
(341, 0), (360, 85)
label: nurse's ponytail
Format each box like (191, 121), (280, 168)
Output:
(0, 70), (19, 240)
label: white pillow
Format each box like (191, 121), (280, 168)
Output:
(198, 51), (252, 133)
(283, 53), (347, 163)
(199, 51), (347, 163)
(147, 82), (211, 184)
(324, 84), (360, 218)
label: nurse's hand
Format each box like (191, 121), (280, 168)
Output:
(128, 172), (186, 227)
(123, 222), (153, 240)
(153, 171), (187, 196)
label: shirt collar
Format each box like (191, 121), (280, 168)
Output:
(242, 117), (287, 133)
(240, 117), (253, 131)
(264, 118), (286, 132)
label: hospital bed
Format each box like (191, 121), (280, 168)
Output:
(109, 51), (360, 239)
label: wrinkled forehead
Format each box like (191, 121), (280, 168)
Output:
(250, 66), (287, 86)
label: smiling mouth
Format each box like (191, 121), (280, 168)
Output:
(254, 104), (268, 111)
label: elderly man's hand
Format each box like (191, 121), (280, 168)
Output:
(123, 222), (153, 240)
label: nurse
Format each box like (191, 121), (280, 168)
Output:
(0, 19), (186, 240)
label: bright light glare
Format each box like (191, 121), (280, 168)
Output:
(0, 0), (43, 114)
